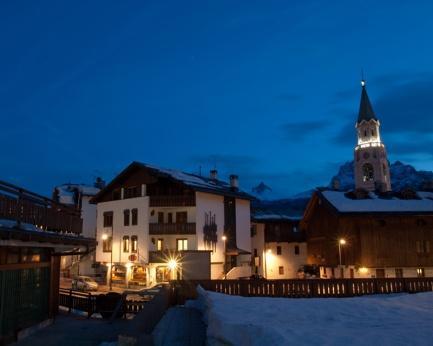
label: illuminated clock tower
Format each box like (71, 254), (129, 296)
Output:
(354, 80), (391, 192)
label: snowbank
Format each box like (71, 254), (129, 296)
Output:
(194, 287), (433, 346)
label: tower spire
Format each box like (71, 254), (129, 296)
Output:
(357, 79), (377, 124)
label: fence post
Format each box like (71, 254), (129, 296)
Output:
(69, 289), (73, 313)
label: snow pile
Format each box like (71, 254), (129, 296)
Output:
(195, 288), (433, 346)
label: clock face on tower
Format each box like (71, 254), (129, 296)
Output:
(363, 152), (370, 159)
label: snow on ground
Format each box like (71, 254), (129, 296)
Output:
(192, 287), (433, 346)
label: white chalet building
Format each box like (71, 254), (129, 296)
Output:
(91, 162), (253, 286)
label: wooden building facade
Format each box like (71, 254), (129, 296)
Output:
(301, 189), (433, 279)
(0, 180), (95, 344)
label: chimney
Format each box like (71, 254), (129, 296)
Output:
(229, 174), (239, 190)
(210, 169), (218, 180)
(94, 177), (106, 189)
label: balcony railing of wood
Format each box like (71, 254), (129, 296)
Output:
(149, 222), (196, 235)
(171, 277), (433, 303)
(0, 180), (82, 235)
(149, 195), (195, 207)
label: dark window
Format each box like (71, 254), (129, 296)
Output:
(416, 240), (430, 254)
(123, 236), (130, 252)
(124, 209), (130, 226)
(132, 208), (138, 225)
(131, 236), (138, 253)
(277, 246), (282, 255)
(224, 197), (237, 249)
(103, 212), (113, 227)
(254, 248), (258, 257)
(294, 245), (300, 255)
(362, 163), (374, 182)
(103, 236), (112, 252)
(158, 212), (164, 223)
(279, 266), (284, 275)
(176, 211), (187, 224)
(112, 189), (121, 200)
(395, 268), (403, 278)
(376, 268), (385, 278)
(251, 225), (257, 237)
(168, 213), (173, 224)
(124, 186), (140, 199)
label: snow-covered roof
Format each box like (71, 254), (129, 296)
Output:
(54, 184), (100, 205)
(320, 190), (433, 214)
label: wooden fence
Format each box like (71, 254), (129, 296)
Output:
(58, 288), (149, 318)
(0, 180), (82, 234)
(171, 277), (433, 303)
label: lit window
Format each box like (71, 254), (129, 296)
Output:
(131, 236), (138, 253)
(103, 236), (112, 252)
(157, 239), (163, 251)
(123, 236), (129, 252)
(177, 239), (188, 251)
(417, 268), (425, 278)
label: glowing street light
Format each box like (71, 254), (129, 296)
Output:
(167, 259), (178, 271)
(101, 233), (108, 241)
(338, 238), (346, 266)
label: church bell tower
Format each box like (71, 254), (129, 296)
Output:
(354, 80), (391, 192)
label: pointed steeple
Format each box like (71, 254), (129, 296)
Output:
(357, 80), (377, 124)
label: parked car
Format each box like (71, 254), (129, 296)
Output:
(72, 276), (99, 291)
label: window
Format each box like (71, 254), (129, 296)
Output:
(277, 246), (282, 255)
(103, 212), (113, 228)
(157, 239), (163, 251)
(251, 225), (257, 237)
(168, 213), (173, 224)
(395, 268), (403, 278)
(124, 186), (140, 199)
(103, 236), (112, 252)
(131, 208), (138, 225)
(124, 209), (130, 226)
(279, 266), (284, 275)
(362, 163), (374, 182)
(294, 245), (300, 255)
(177, 239), (188, 251)
(176, 211), (187, 224)
(417, 268), (425, 278)
(123, 236), (129, 252)
(158, 212), (164, 224)
(131, 236), (138, 253)
(253, 248), (258, 257)
(416, 240), (430, 254)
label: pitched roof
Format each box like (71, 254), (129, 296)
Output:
(357, 82), (377, 124)
(251, 200), (303, 221)
(318, 190), (433, 214)
(91, 161), (254, 203)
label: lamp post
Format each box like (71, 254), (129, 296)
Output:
(222, 235), (227, 279)
(338, 238), (346, 266)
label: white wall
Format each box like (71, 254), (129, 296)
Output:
(251, 223), (265, 276)
(195, 192), (225, 265)
(264, 242), (307, 279)
(81, 195), (97, 239)
(148, 206), (196, 223)
(235, 198), (252, 255)
(95, 196), (149, 264)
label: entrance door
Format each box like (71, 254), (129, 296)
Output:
(156, 266), (170, 282)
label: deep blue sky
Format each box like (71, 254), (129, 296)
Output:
(1, 1), (433, 198)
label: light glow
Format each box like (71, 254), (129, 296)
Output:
(361, 80), (365, 87)
(101, 234), (108, 241)
(339, 239), (346, 245)
(267, 249), (272, 254)
(222, 235), (227, 241)
(167, 259), (178, 270)
(359, 267), (368, 274)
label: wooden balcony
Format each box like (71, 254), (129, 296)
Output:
(149, 195), (195, 207)
(0, 180), (82, 235)
(149, 223), (196, 235)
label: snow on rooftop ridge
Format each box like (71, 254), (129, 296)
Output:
(321, 190), (433, 213)
(253, 213), (302, 220)
(55, 183), (100, 196)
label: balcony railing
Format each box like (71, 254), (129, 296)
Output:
(149, 223), (196, 235)
(149, 195), (195, 207)
(0, 180), (82, 235)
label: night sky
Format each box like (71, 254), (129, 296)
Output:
(1, 1), (433, 198)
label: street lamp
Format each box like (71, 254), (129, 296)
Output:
(338, 238), (346, 266)
(222, 235), (227, 279)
